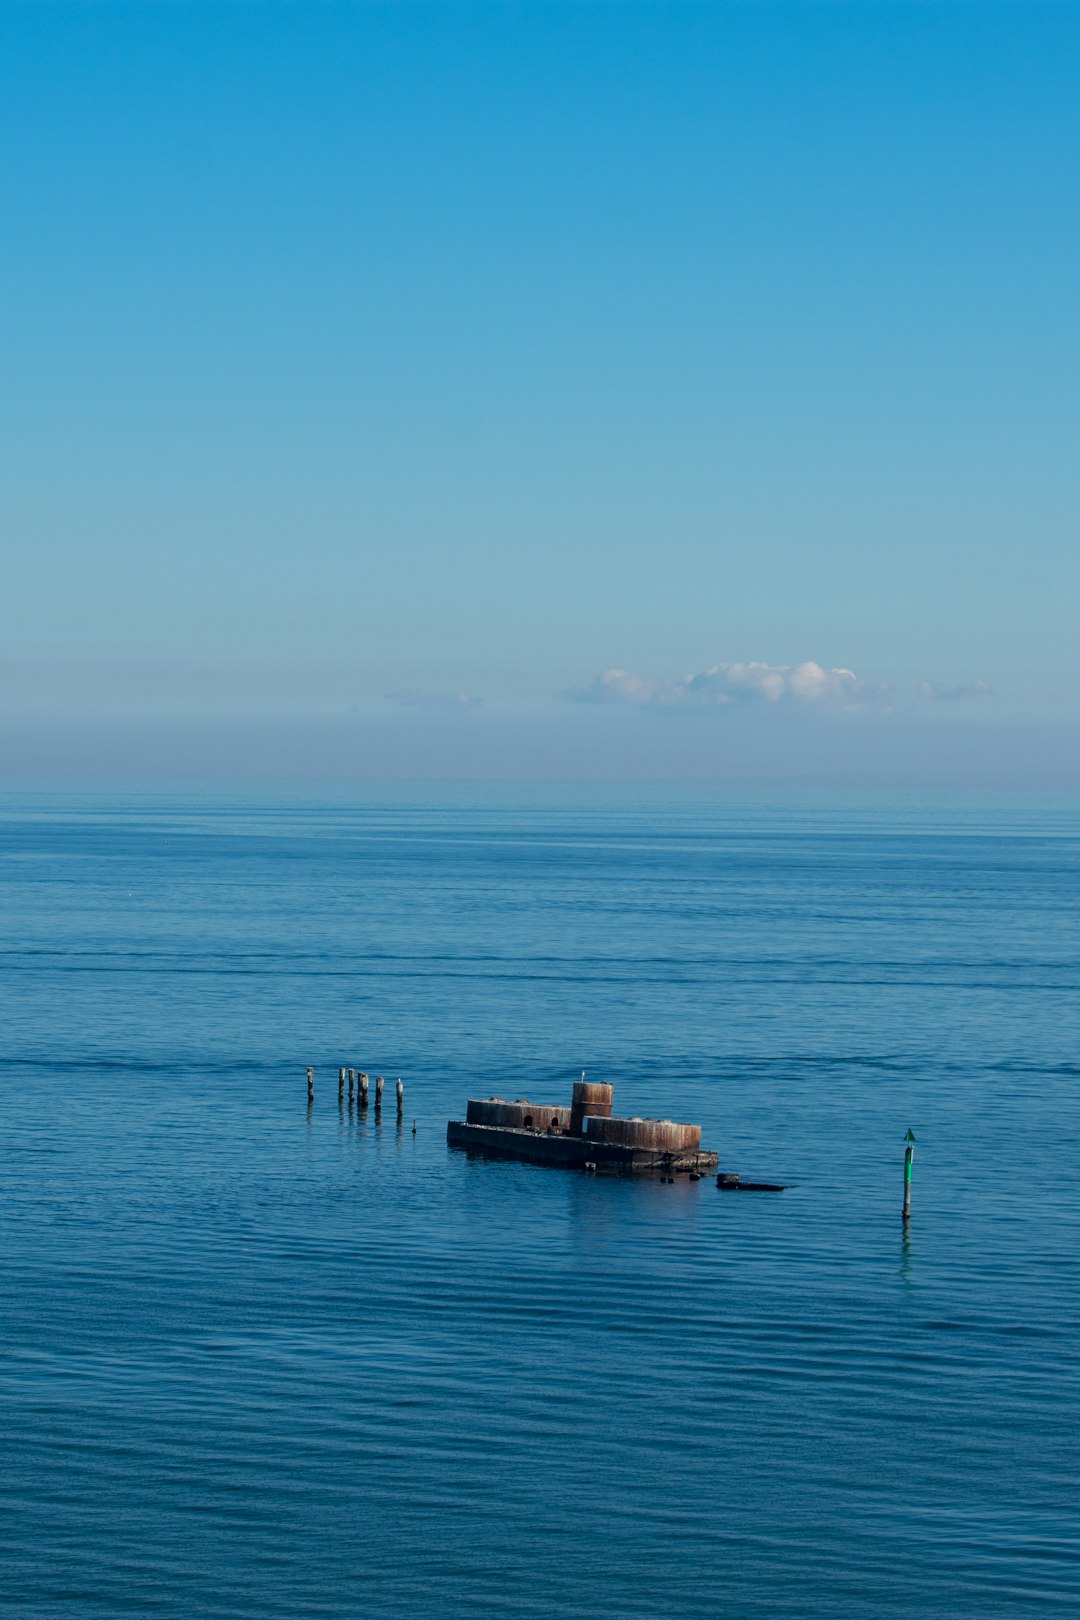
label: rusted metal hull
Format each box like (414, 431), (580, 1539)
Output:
(447, 1120), (719, 1176)
(716, 1173), (787, 1191)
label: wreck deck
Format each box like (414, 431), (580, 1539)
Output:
(447, 1120), (719, 1176)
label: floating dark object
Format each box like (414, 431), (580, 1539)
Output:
(447, 1077), (718, 1177)
(716, 1172), (786, 1192)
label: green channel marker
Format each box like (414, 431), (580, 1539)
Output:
(902, 1128), (916, 1222)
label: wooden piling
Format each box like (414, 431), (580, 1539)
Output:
(375, 1075), (384, 1110)
(338, 1066), (345, 1102)
(307, 1067), (315, 1102)
(348, 1068), (355, 1104)
(396, 1078), (404, 1119)
(358, 1071), (369, 1108)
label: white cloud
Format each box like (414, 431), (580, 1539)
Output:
(569, 668), (661, 705)
(569, 660), (866, 707)
(918, 679), (995, 703)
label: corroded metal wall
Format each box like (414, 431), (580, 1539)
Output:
(585, 1115), (702, 1152)
(569, 1081), (614, 1136)
(466, 1098), (572, 1131)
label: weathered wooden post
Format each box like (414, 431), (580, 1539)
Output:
(307, 1067), (315, 1103)
(396, 1078), (404, 1120)
(348, 1068), (355, 1104)
(902, 1129), (916, 1222)
(375, 1075), (384, 1110)
(338, 1066), (345, 1102)
(358, 1071), (369, 1108)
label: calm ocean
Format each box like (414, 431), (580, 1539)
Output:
(2, 785), (1078, 1617)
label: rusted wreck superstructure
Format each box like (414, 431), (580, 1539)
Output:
(447, 1078), (718, 1176)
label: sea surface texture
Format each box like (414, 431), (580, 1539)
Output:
(2, 787), (1078, 1618)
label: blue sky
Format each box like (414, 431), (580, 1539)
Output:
(2, 3), (1078, 779)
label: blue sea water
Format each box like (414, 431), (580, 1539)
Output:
(1, 784), (1078, 1618)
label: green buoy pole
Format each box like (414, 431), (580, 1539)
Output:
(902, 1129), (916, 1222)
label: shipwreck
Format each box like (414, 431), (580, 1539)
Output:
(447, 1077), (718, 1176)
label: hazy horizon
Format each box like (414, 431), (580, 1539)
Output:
(2, 704), (1078, 790)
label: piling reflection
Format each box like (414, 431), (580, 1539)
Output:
(900, 1224), (914, 1283)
